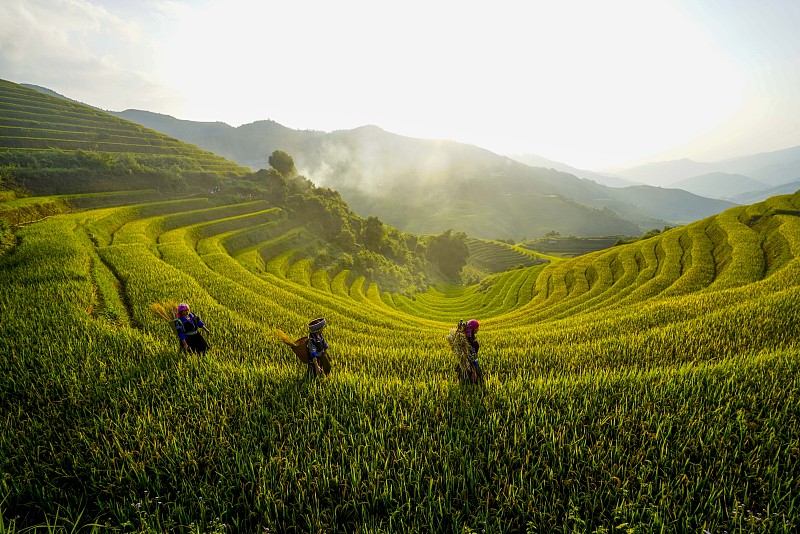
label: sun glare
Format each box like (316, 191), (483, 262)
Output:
(160, 0), (746, 169)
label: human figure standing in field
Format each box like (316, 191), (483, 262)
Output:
(306, 317), (331, 378)
(174, 302), (210, 353)
(448, 318), (484, 385)
(463, 319), (483, 384)
(276, 317), (332, 377)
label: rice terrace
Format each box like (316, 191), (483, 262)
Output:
(1, 78), (800, 533)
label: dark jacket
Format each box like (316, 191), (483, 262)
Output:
(174, 313), (205, 340)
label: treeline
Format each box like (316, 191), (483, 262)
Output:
(614, 225), (676, 245)
(0, 148), (247, 195)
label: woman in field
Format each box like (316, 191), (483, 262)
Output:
(463, 319), (483, 384)
(174, 302), (210, 353)
(276, 318), (332, 377)
(449, 319), (484, 385)
(306, 317), (330, 377)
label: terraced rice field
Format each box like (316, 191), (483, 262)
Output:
(465, 237), (549, 272)
(2, 191), (800, 532)
(0, 80), (246, 175)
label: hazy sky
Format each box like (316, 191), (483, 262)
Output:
(1, 0), (799, 170)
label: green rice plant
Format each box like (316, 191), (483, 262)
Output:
(465, 237), (542, 273)
(349, 275), (368, 302)
(310, 269), (332, 293)
(662, 221), (716, 297)
(3, 191), (800, 532)
(264, 249), (297, 278)
(286, 258), (313, 286)
(617, 229), (683, 304)
(708, 208), (765, 290)
(331, 270), (352, 298)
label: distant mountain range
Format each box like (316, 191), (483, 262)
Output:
(614, 148), (800, 201)
(618, 148), (800, 187)
(20, 83), (800, 206)
(22, 83), (773, 239)
(506, 154), (638, 188)
(669, 172), (767, 199)
(86, 109), (730, 240)
(513, 149), (800, 204)
(729, 179), (800, 205)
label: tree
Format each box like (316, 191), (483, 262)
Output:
(361, 216), (385, 251)
(267, 150), (297, 178)
(261, 167), (287, 203)
(335, 228), (358, 250)
(427, 229), (469, 279)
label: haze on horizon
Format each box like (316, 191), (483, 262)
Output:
(1, 0), (799, 171)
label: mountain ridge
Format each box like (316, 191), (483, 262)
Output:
(669, 172), (767, 200)
(107, 109), (732, 240)
(507, 153), (637, 188)
(616, 147), (800, 193)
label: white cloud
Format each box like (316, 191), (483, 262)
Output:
(0, 0), (182, 111)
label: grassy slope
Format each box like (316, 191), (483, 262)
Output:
(0, 78), (250, 195)
(1, 190), (799, 532)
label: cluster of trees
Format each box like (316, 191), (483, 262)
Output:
(426, 229), (470, 278)
(251, 150), (470, 291)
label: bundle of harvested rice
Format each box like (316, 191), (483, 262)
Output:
(447, 325), (472, 376)
(151, 300), (179, 323)
(277, 328), (310, 363)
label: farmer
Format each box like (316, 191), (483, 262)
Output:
(447, 318), (484, 385)
(460, 319), (483, 384)
(306, 317), (329, 377)
(174, 302), (210, 353)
